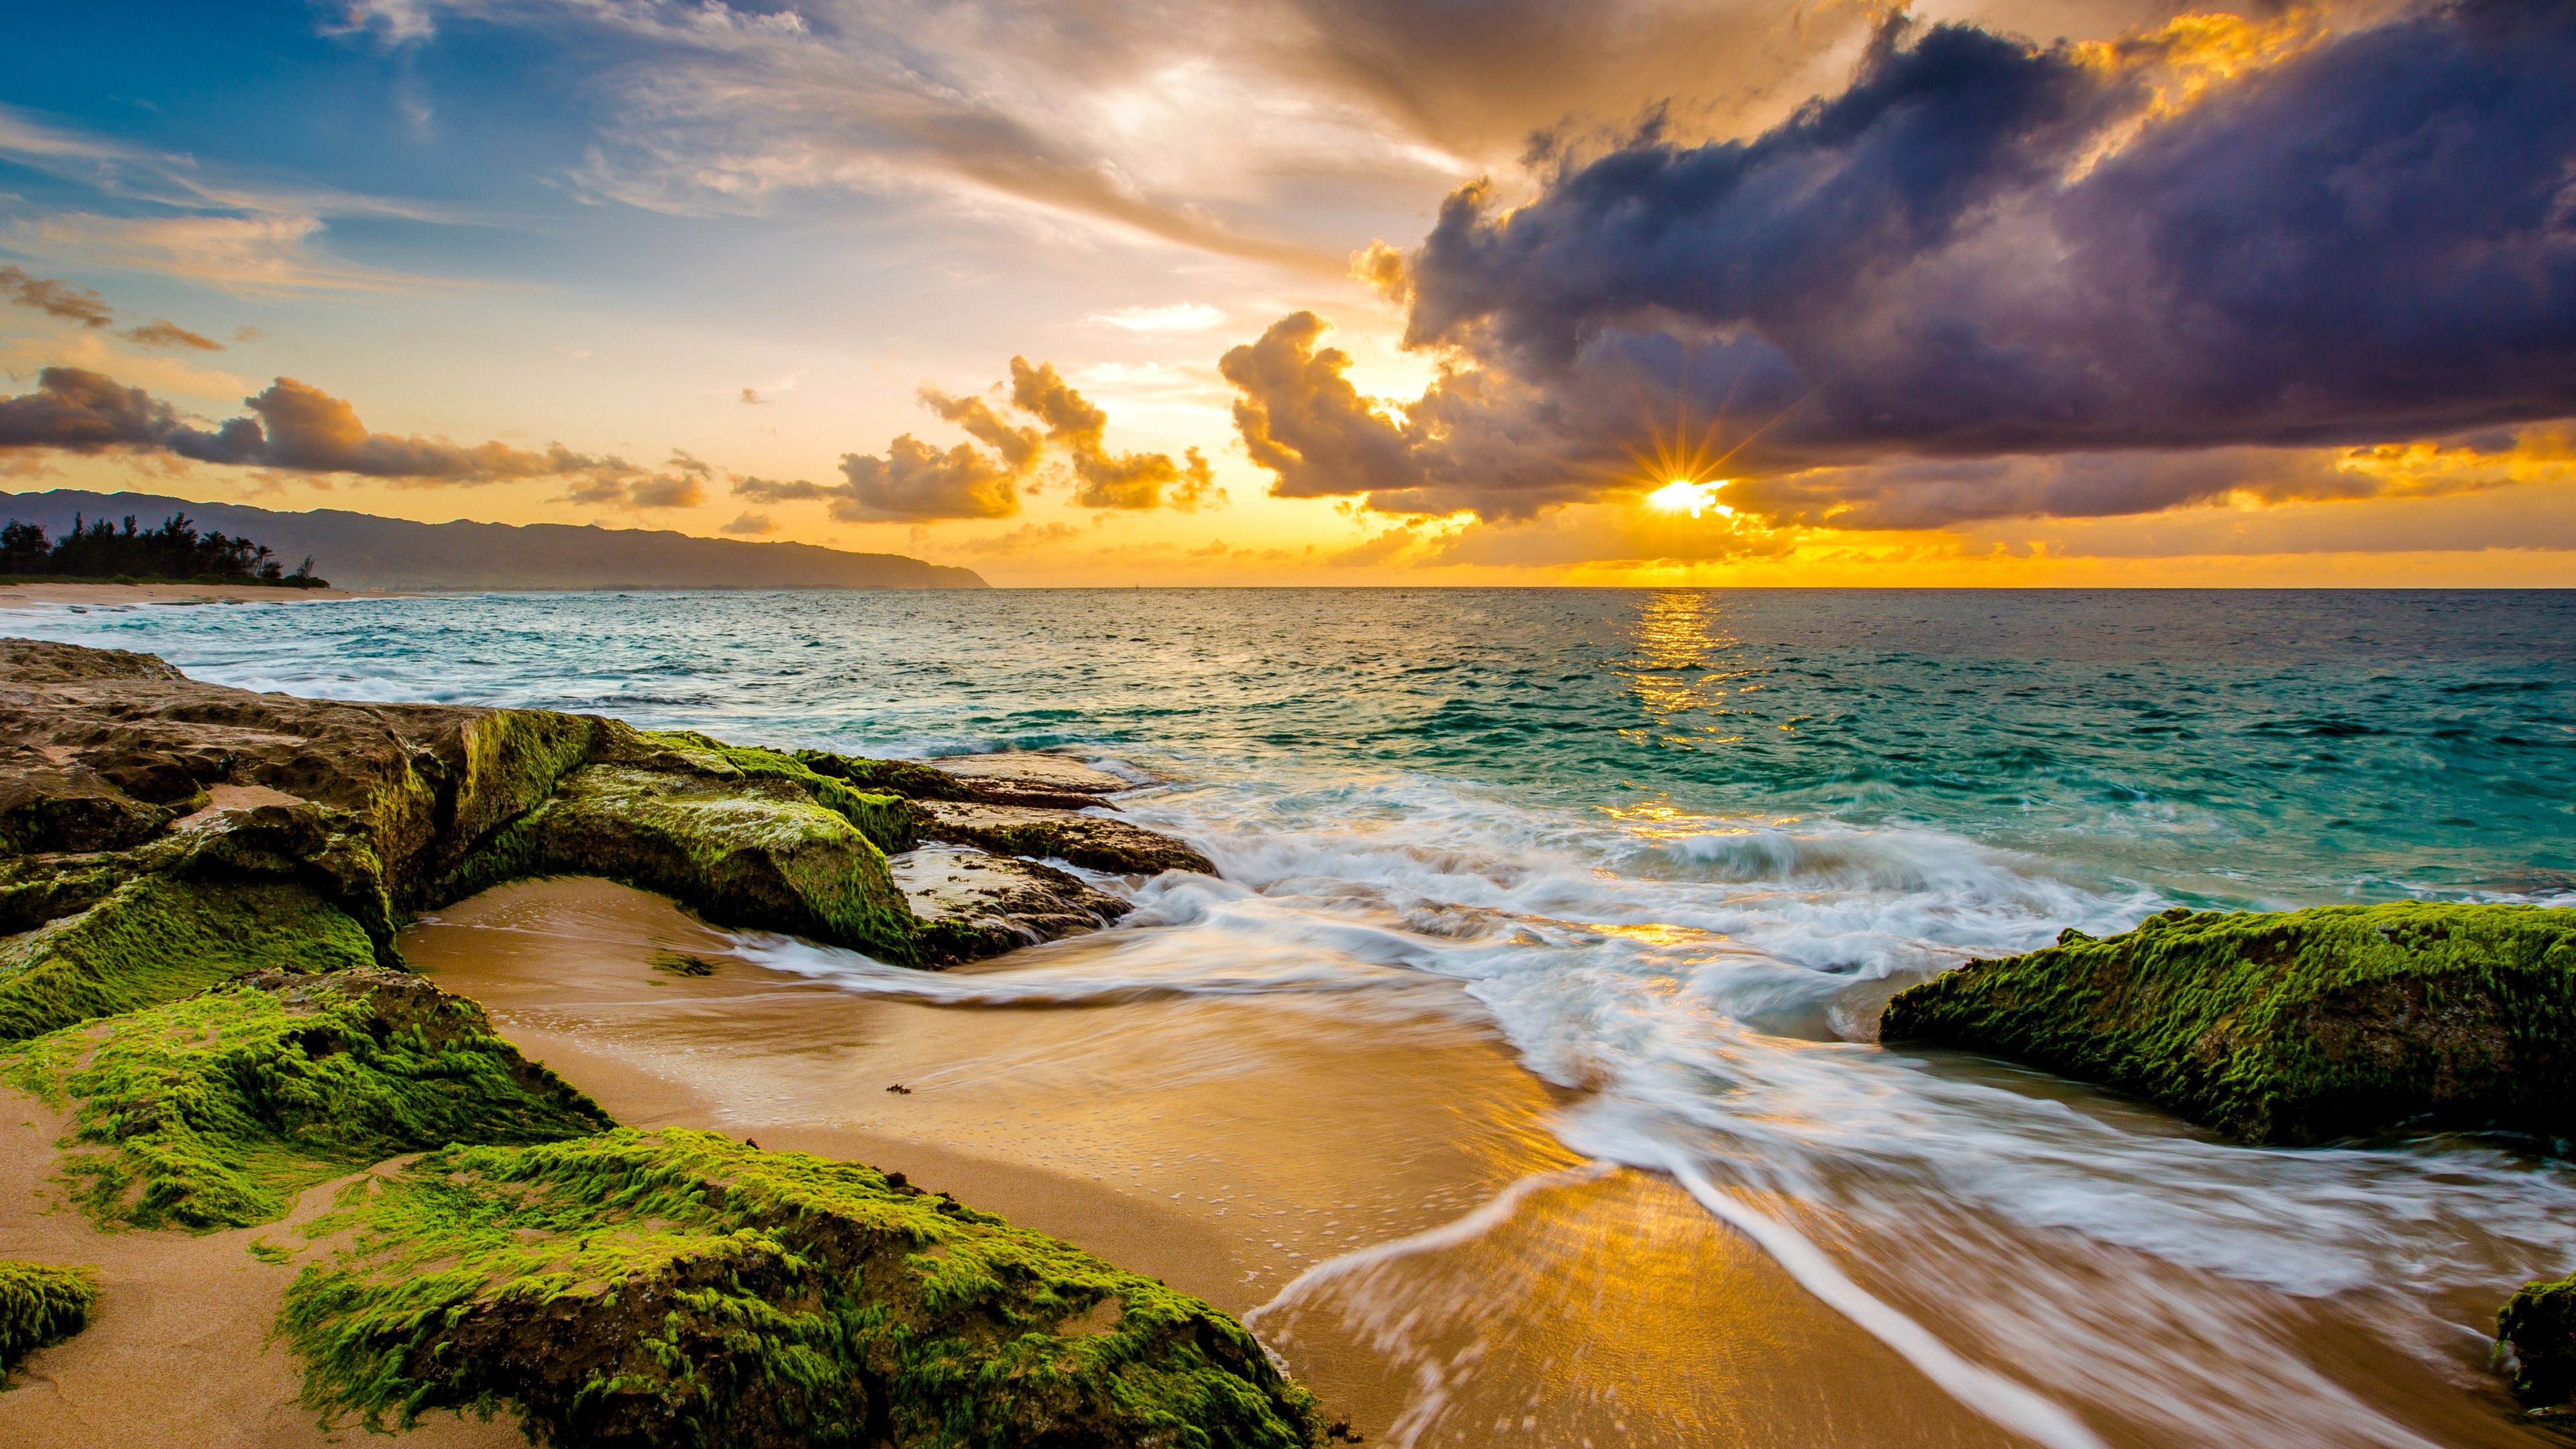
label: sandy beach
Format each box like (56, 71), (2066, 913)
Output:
(398, 877), (2034, 1448)
(0, 582), (386, 608)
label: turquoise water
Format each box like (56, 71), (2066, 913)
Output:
(19, 588), (2570, 907)
(8, 587), (2574, 1448)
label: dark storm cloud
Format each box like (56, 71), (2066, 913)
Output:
(1726, 448), (2369, 531)
(1221, 310), (1679, 516)
(1232, 0), (2576, 525)
(0, 367), (702, 504)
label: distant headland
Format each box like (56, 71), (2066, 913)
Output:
(0, 490), (987, 592)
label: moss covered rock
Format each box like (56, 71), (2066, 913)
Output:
(795, 750), (984, 805)
(0, 755), (178, 855)
(605, 729), (923, 856)
(0, 967), (612, 1230)
(1881, 902), (2576, 1144)
(281, 1128), (1323, 1448)
(460, 763), (923, 965)
(0, 853), (131, 937)
(2500, 1272), (2576, 1410)
(0, 875), (376, 1041)
(0, 1261), (97, 1371)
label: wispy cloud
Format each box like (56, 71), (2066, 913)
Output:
(0, 105), (494, 296)
(339, 0), (1852, 273)
(11, 213), (470, 298)
(946, 521), (1084, 555)
(121, 319), (223, 352)
(1085, 302), (1226, 333)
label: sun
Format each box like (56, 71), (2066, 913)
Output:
(1644, 479), (1730, 519)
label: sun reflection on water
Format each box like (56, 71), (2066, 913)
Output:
(1616, 590), (1769, 752)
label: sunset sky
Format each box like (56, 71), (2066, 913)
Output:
(2, 0), (2571, 586)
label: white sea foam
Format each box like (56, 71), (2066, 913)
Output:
(787, 766), (2575, 1449)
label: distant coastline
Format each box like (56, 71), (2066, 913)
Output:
(0, 490), (988, 593)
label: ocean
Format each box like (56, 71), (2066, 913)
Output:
(10, 586), (2574, 1448)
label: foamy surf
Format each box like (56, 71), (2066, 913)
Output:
(721, 761), (2576, 1445)
(983, 768), (2574, 1447)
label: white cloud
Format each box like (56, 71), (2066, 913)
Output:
(9, 213), (468, 299)
(1084, 302), (1227, 333)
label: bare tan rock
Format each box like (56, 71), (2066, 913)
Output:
(918, 799), (1215, 876)
(889, 844), (1131, 955)
(928, 751), (1137, 809)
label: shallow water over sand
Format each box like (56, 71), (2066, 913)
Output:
(23, 587), (2576, 1446)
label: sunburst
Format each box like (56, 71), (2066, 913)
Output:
(1606, 357), (1836, 520)
(1644, 478), (1729, 517)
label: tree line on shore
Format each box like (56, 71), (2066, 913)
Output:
(0, 513), (327, 588)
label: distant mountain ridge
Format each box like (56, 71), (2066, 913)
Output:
(0, 490), (987, 591)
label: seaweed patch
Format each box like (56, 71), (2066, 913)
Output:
(0, 968), (610, 1230)
(0, 1261), (97, 1375)
(280, 1129), (1325, 1448)
(1881, 902), (2576, 1146)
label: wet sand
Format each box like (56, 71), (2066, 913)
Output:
(404, 878), (2031, 1447)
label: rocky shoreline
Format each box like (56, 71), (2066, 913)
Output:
(1881, 902), (2576, 1419)
(0, 637), (1323, 1444)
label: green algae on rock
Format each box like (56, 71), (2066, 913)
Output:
(608, 729), (924, 855)
(0, 967), (610, 1230)
(795, 749), (985, 805)
(281, 1128), (1325, 1449)
(0, 875), (376, 1042)
(0, 1261), (98, 1372)
(1881, 902), (2576, 1146)
(2500, 1272), (2576, 1411)
(445, 761), (922, 965)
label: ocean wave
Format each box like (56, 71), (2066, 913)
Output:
(1090, 772), (2576, 1447)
